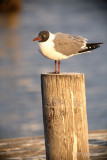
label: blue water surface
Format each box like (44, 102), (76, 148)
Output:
(0, 0), (107, 138)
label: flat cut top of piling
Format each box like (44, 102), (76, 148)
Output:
(41, 72), (84, 76)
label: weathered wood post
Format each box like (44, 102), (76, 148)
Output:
(41, 73), (90, 160)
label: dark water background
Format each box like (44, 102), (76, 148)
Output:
(0, 0), (107, 139)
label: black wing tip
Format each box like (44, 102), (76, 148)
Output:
(87, 42), (104, 46)
(86, 42), (104, 49)
(79, 42), (103, 53)
(97, 42), (104, 44)
(99, 42), (104, 44)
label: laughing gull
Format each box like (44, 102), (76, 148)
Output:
(33, 31), (103, 73)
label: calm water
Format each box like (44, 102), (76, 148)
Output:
(0, 0), (107, 138)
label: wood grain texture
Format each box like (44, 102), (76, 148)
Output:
(41, 73), (89, 160)
(0, 131), (107, 160)
(0, 136), (45, 160)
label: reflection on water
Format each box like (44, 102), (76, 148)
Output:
(0, 0), (21, 29)
(0, 0), (21, 61)
(0, 0), (107, 139)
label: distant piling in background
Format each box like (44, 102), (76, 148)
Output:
(41, 73), (90, 160)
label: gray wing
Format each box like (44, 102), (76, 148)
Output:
(54, 33), (87, 56)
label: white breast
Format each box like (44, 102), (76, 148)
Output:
(39, 32), (68, 60)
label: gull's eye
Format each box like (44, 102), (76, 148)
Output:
(42, 35), (46, 38)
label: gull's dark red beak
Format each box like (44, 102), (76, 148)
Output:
(33, 37), (41, 41)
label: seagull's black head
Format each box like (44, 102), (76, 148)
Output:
(38, 31), (49, 42)
(33, 31), (49, 42)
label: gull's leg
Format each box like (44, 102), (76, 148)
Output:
(58, 60), (61, 73)
(55, 60), (57, 73)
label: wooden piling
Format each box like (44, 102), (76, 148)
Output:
(41, 73), (90, 160)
